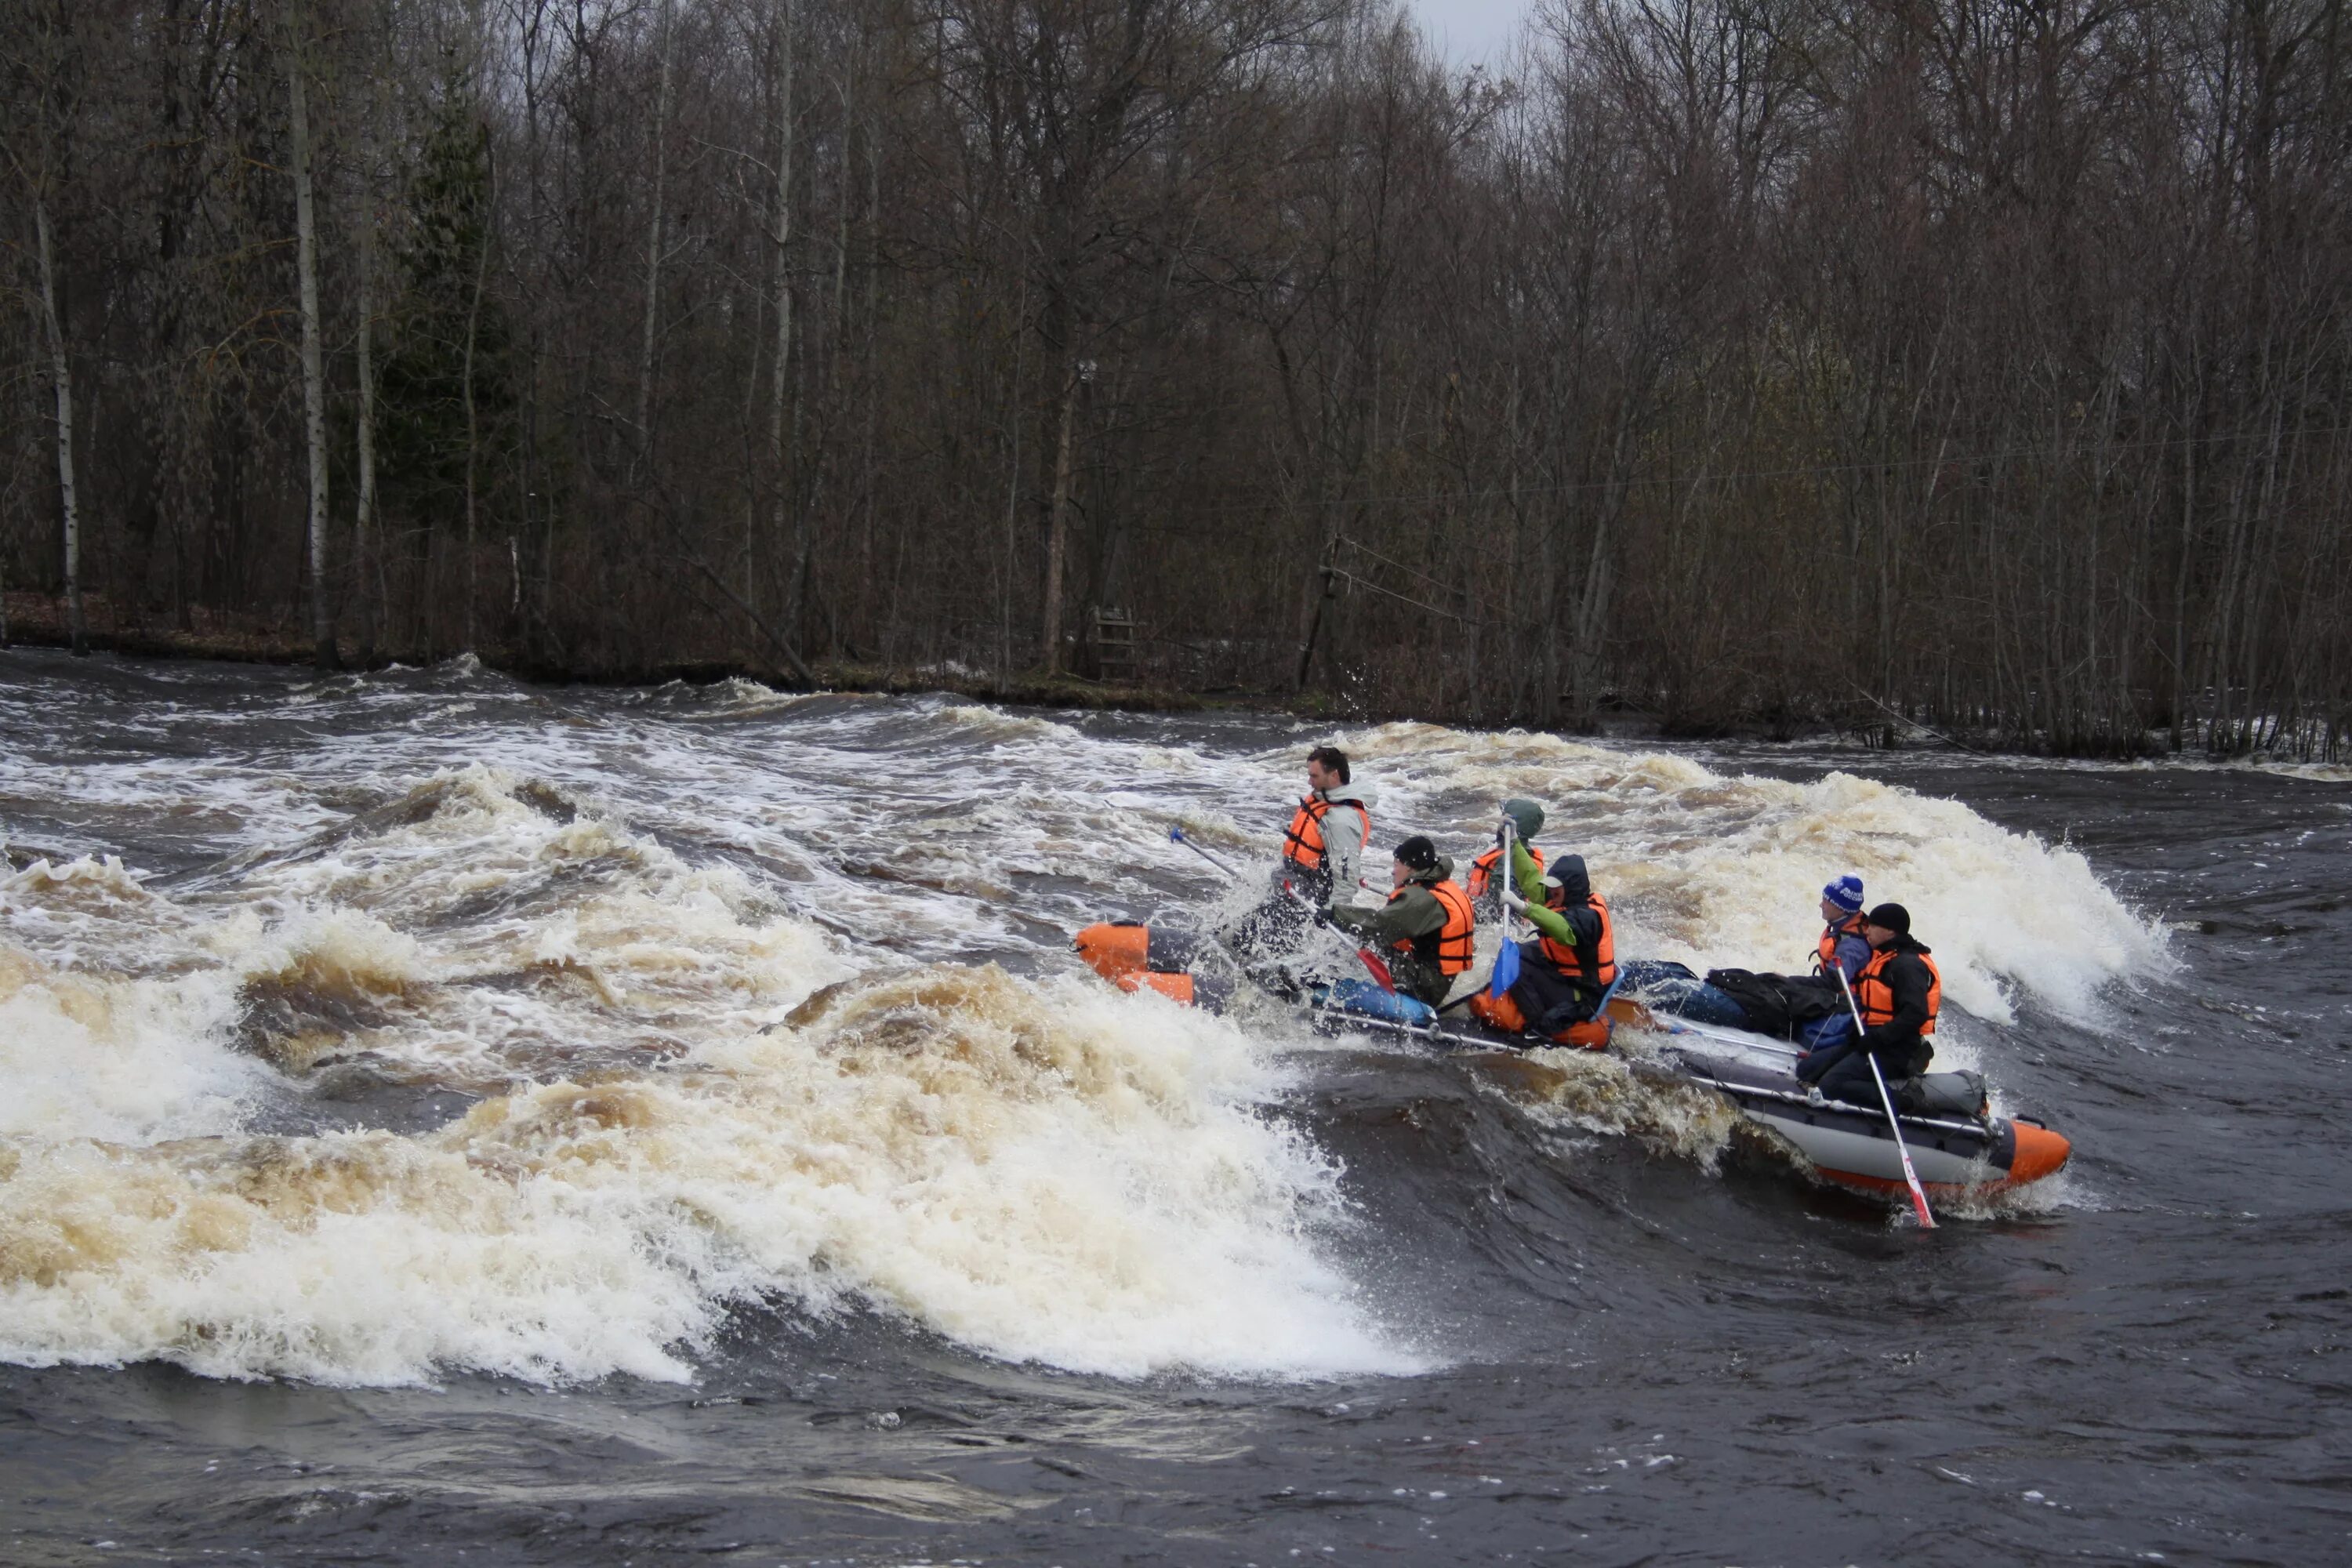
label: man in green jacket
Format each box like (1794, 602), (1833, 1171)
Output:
(1324, 836), (1475, 1007)
(1467, 797), (1548, 918)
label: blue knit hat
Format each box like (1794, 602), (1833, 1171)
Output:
(1823, 874), (1864, 913)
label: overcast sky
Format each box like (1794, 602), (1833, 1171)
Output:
(1402, 0), (1534, 64)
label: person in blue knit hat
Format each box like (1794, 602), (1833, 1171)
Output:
(1799, 875), (1871, 1051)
(1816, 876), (1869, 978)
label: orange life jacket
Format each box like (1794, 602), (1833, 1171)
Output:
(1855, 946), (1941, 1036)
(1816, 912), (1866, 971)
(1391, 877), (1476, 976)
(1467, 989), (1612, 1050)
(1537, 891), (1616, 989)
(1466, 843), (1544, 898)
(1281, 793), (1370, 874)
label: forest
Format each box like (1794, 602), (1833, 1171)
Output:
(4, 0), (2347, 756)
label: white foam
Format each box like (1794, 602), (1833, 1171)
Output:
(1498, 1042), (1743, 1171)
(0, 1130), (717, 1386)
(0, 949), (263, 1145)
(2246, 759), (2352, 784)
(0, 969), (1414, 1385)
(0, 685), (2168, 1385)
(937, 702), (1080, 740)
(1323, 725), (2171, 1025)
(4, 853), (153, 901)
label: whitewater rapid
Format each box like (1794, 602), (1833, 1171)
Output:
(0, 666), (2170, 1388)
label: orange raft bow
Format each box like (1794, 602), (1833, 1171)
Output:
(1070, 921), (1231, 1008)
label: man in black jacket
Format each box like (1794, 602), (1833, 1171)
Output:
(1795, 902), (1940, 1109)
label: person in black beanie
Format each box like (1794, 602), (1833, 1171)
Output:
(1795, 902), (1943, 1107)
(1327, 836), (1475, 1007)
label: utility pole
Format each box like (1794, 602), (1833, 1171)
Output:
(1295, 535), (1338, 691)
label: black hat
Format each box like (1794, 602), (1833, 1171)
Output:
(1394, 835), (1439, 873)
(1865, 902), (1911, 936)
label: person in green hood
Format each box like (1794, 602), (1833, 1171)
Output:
(1466, 797), (1548, 919)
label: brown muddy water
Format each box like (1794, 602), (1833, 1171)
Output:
(1, 649), (2346, 1566)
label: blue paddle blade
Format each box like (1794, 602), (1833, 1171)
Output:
(1488, 936), (1520, 999)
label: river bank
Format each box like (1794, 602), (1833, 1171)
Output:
(0, 588), (1233, 717)
(2, 587), (2312, 762)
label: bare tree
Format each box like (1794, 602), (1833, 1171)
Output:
(5, 0), (88, 655)
(0, 0), (2345, 757)
(352, 38), (387, 665)
(286, 0), (336, 666)
(768, 0), (797, 635)
(31, 195), (82, 655)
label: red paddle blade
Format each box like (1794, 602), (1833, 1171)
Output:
(1357, 949), (1396, 993)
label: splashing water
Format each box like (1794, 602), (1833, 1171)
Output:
(0, 752), (1405, 1385)
(1330, 721), (2171, 1024)
(0, 666), (2167, 1388)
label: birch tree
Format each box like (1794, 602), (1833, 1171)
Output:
(5, 0), (88, 655)
(286, 0), (336, 666)
(637, 0), (676, 462)
(768, 0), (795, 634)
(352, 51), (386, 664)
(32, 195), (84, 655)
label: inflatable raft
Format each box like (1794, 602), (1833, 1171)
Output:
(1634, 1011), (2072, 1196)
(1071, 920), (2072, 1200)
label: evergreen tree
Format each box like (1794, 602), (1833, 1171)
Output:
(377, 63), (512, 535)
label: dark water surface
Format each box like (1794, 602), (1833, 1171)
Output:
(2, 651), (2347, 1566)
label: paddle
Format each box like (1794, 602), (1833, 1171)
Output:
(1486, 819), (1523, 1000)
(1833, 963), (1938, 1229)
(1169, 825), (1396, 993)
(1168, 823), (1242, 879)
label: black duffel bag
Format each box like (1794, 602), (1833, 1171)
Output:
(1702, 967), (1842, 1040)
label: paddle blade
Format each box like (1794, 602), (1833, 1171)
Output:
(1358, 948), (1397, 993)
(1866, 1052), (1938, 1229)
(1488, 937), (1521, 999)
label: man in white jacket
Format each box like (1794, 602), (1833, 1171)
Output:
(1277, 745), (1374, 909)
(1223, 746), (1375, 979)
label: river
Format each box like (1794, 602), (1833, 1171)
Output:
(2, 649), (2345, 1565)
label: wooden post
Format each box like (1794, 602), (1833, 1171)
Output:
(1294, 537), (1337, 691)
